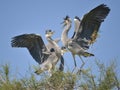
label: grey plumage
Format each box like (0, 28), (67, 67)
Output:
(45, 30), (65, 71)
(72, 16), (81, 39)
(11, 31), (67, 75)
(61, 4), (110, 70)
(11, 4), (110, 74)
(35, 46), (67, 75)
(35, 48), (58, 75)
(73, 4), (110, 44)
(11, 34), (48, 64)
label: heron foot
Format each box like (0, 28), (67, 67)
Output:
(77, 68), (83, 75)
(72, 66), (79, 73)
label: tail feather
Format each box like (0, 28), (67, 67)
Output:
(83, 52), (94, 57)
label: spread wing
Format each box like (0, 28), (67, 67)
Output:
(74, 4), (110, 46)
(11, 34), (49, 64)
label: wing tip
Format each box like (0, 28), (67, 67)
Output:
(99, 3), (111, 12)
(11, 37), (19, 47)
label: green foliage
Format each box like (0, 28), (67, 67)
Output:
(0, 60), (120, 90)
(0, 64), (25, 90)
(96, 61), (119, 90)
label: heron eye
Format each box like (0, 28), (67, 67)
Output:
(50, 48), (55, 52)
(49, 30), (51, 32)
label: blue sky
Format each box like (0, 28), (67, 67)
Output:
(0, 0), (120, 77)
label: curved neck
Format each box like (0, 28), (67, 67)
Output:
(72, 20), (81, 39)
(61, 22), (71, 46)
(74, 20), (80, 33)
(46, 37), (54, 45)
(46, 36), (59, 48)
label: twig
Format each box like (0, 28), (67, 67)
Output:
(0, 74), (5, 83)
(114, 75), (120, 90)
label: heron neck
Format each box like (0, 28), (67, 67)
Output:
(46, 37), (61, 57)
(47, 37), (59, 48)
(74, 20), (80, 33)
(46, 37), (54, 45)
(61, 23), (71, 46)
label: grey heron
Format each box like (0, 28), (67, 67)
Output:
(61, 4), (110, 70)
(11, 32), (66, 74)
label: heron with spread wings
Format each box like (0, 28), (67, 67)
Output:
(61, 4), (110, 71)
(11, 31), (67, 75)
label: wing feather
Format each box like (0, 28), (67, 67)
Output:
(11, 34), (48, 64)
(75, 4), (110, 45)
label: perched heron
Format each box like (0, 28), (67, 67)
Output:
(11, 32), (66, 74)
(61, 4), (110, 70)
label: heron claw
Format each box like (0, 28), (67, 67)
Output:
(77, 69), (82, 75)
(72, 66), (79, 73)
(72, 67), (76, 73)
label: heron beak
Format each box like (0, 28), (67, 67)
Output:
(61, 48), (68, 55)
(61, 20), (67, 28)
(52, 31), (55, 35)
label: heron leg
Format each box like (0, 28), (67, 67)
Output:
(48, 65), (53, 77)
(79, 56), (85, 70)
(71, 53), (77, 73)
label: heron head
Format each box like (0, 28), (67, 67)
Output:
(61, 46), (68, 55)
(74, 16), (81, 22)
(61, 15), (72, 27)
(45, 29), (55, 38)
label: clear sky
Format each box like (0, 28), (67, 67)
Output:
(0, 0), (120, 77)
